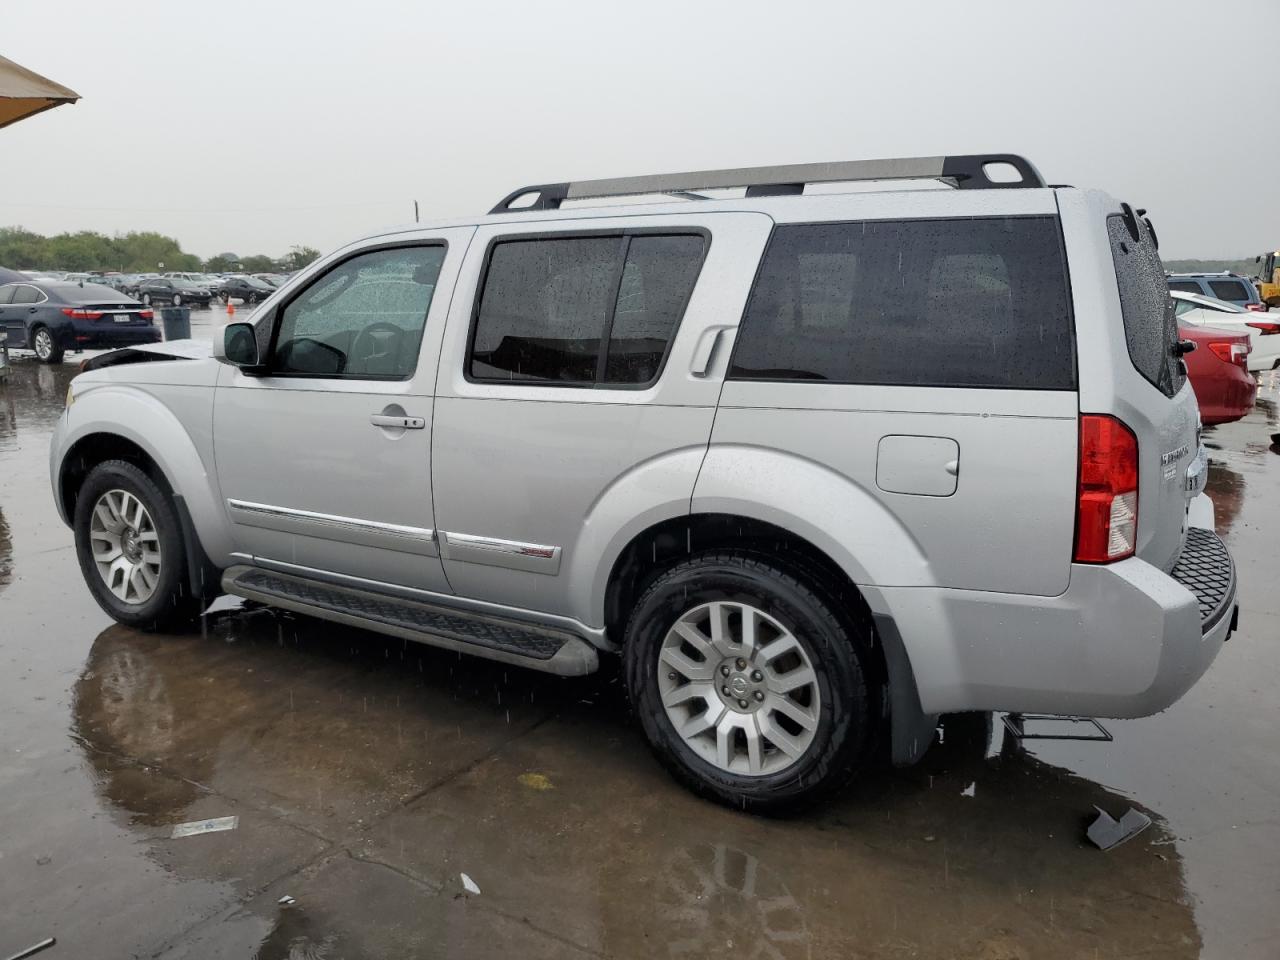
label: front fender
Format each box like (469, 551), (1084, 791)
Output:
(691, 444), (935, 593)
(52, 384), (233, 562)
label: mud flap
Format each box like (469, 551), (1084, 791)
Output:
(874, 613), (938, 766)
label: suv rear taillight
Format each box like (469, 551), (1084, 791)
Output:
(1208, 341), (1250, 368)
(1074, 414), (1139, 564)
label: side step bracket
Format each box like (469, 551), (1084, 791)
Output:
(222, 565), (598, 677)
(1001, 713), (1113, 743)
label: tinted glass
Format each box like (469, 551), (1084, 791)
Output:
(604, 235), (705, 384)
(0, 285), (14, 305)
(1173, 299), (1197, 317)
(12, 285), (41, 305)
(730, 217), (1075, 388)
(1107, 215), (1183, 398)
(1207, 279), (1250, 303)
(273, 245), (444, 379)
(1167, 280), (1202, 294)
(471, 237), (619, 384)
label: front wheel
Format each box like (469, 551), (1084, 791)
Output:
(246, 292), (257, 304)
(623, 551), (876, 814)
(32, 326), (63, 363)
(73, 460), (203, 630)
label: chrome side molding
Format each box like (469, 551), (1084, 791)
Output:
(439, 531), (562, 575)
(226, 499), (438, 556)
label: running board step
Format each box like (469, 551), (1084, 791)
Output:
(221, 565), (598, 676)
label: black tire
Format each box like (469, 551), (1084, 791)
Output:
(32, 325), (63, 363)
(623, 551), (876, 815)
(72, 460), (203, 631)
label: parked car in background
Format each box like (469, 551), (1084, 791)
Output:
(1172, 289), (1280, 373)
(252, 272), (289, 288)
(51, 153), (1235, 813)
(0, 280), (157, 362)
(1179, 324), (1256, 425)
(218, 275), (275, 304)
(1168, 272), (1269, 312)
(136, 276), (213, 308)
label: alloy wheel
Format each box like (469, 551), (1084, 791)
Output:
(34, 328), (53, 360)
(173, 294), (182, 307)
(658, 601), (821, 776)
(88, 488), (162, 605)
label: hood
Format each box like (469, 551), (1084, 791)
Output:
(81, 338), (212, 372)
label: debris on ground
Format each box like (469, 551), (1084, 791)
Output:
(3, 937), (56, 960)
(517, 772), (554, 791)
(1086, 806), (1152, 851)
(960, 782), (976, 798)
(171, 815), (239, 839)
(460, 873), (481, 895)
(278, 895), (296, 906)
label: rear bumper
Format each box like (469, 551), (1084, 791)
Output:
(878, 496), (1234, 718)
(60, 327), (162, 350)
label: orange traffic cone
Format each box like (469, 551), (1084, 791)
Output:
(225, 299), (235, 318)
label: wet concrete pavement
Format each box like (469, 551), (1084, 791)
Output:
(1, 343), (1278, 959)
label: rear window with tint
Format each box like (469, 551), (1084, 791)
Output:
(729, 217), (1075, 389)
(469, 233), (705, 386)
(1167, 280), (1202, 294)
(1107, 215), (1184, 398)
(1207, 279), (1251, 303)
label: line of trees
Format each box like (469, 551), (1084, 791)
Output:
(0, 226), (320, 274)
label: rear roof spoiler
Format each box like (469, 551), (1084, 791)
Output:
(490, 153), (1046, 214)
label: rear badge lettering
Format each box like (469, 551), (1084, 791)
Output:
(1161, 444), (1189, 466)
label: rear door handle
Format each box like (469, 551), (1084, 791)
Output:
(370, 414), (425, 429)
(691, 325), (735, 377)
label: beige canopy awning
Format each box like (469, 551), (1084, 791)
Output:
(0, 54), (79, 130)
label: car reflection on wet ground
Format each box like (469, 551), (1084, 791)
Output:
(1, 354), (1277, 959)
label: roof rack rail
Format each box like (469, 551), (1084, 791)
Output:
(490, 153), (1045, 214)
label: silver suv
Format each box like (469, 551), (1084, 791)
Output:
(50, 154), (1236, 812)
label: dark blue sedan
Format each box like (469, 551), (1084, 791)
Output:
(0, 280), (160, 363)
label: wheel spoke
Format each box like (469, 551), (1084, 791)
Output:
(756, 633), (799, 664)
(680, 701), (724, 738)
(759, 715), (807, 759)
(92, 544), (122, 564)
(770, 665), (816, 695)
(671, 620), (715, 659)
(137, 529), (159, 544)
(739, 605), (758, 656)
(707, 602), (734, 655)
(769, 695), (818, 731)
(715, 713), (737, 769)
(659, 645), (714, 682)
(662, 681), (711, 709)
(744, 717), (764, 775)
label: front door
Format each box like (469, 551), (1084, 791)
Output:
(212, 229), (473, 593)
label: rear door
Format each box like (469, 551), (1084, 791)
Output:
(430, 212), (773, 617)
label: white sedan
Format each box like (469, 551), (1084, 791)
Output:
(1172, 290), (1280, 374)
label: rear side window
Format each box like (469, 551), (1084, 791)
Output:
(469, 233), (705, 386)
(1207, 279), (1250, 303)
(0, 285), (14, 305)
(1167, 280), (1202, 295)
(12, 285), (41, 305)
(1107, 215), (1184, 398)
(729, 216), (1075, 389)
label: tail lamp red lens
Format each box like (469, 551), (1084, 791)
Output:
(1074, 415), (1139, 564)
(61, 308), (103, 320)
(1245, 320), (1280, 335)
(1207, 341), (1250, 368)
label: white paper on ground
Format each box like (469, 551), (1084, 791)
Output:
(171, 816), (239, 838)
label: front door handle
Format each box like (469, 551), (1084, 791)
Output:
(370, 414), (425, 429)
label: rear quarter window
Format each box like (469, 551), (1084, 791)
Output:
(1107, 215), (1184, 398)
(1207, 279), (1251, 303)
(729, 216), (1075, 389)
(1167, 280), (1202, 295)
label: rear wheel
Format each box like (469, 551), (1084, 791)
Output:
(141, 293), (152, 306)
(172, 293), (183, 307)
(623, 551), (875, 814)
(32, 326), (63, 363)
(246, 292), (258, 304)
(73, 460), (203, 630)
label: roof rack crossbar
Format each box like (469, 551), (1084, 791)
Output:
(490, 153), (1045, 214)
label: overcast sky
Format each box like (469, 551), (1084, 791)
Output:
(4, 0), (1277, 261)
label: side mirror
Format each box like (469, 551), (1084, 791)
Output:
(214, 321), (267, 373)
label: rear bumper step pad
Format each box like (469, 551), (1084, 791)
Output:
(1170, 527), (1236, 634)
(222, 565), (598, 676)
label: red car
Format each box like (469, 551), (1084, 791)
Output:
(1181, 323), (1256, 425)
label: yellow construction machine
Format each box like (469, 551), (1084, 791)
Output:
(1256, 251), (1280, 308)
